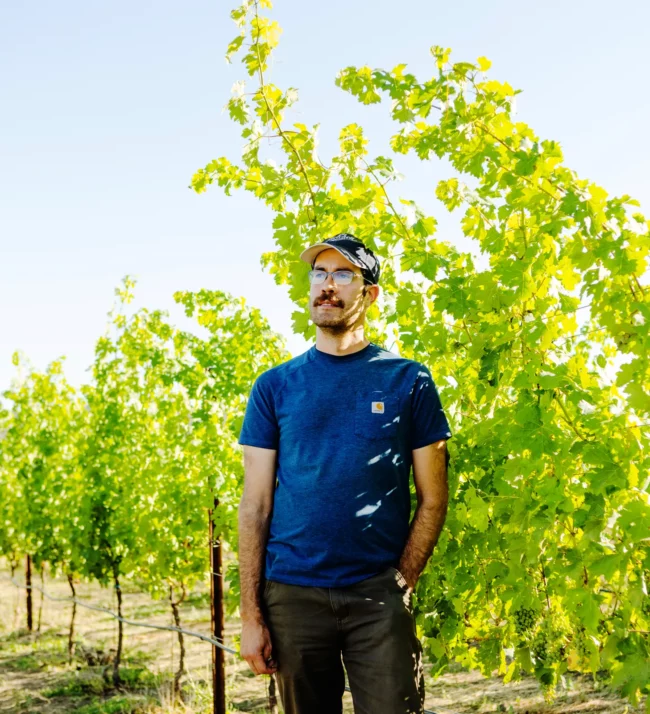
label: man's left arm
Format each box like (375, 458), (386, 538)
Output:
(396, 439), (449, 590)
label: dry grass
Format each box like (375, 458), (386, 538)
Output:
(0, 567), (643, 714)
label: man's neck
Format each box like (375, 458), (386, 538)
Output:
(314, 331), (370, 357)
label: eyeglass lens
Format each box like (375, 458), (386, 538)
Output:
(309, 270), (354, 285)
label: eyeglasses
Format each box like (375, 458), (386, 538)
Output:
(308, 269), (366, 286)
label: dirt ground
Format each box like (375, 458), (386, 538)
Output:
(0, 567), (644, 714)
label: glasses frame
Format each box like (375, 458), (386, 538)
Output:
(308, 269), (372, 286)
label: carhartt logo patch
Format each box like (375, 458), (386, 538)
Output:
(371, 401), (385, 413)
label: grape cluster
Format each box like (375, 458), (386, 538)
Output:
(531, 626), (549, 664)
(531, 608), (571, 667)
(513, 605), (538, 638)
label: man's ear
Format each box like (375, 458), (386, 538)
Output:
(366, 285), (380, 308)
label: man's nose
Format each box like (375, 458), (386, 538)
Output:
(319, 275), (339, 290)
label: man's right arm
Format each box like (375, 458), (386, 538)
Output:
(238, 444), (278, 675)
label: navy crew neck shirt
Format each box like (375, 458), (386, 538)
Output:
(238, 341), (452, 587)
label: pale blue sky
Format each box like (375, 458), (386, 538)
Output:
(1, 0), (649, 389)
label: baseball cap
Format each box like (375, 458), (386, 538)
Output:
(299, 233), (381, 285)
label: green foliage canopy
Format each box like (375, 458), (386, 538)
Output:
(192, 1), (650, 706)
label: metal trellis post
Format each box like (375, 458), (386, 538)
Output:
(209, 497), (226, 714)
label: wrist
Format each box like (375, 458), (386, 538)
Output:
(240, 607), (264, 625)
(396, 564), (417, 590)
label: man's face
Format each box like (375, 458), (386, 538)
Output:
(308, 248), (378, 332)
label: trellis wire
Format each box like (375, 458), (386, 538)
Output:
(3, 574), (238, 655)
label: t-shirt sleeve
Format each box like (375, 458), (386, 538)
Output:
(238, 372), (279, 449)
(410, 364), (452, 450)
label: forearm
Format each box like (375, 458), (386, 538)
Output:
(238, 504), (272, 624)
(397, 497), (448, 588)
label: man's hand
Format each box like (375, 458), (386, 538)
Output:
(241, 617), (278, 675)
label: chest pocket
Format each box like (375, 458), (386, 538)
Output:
(354, 390), (399, 440)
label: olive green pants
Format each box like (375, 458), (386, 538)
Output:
(261, 566), (425, 714)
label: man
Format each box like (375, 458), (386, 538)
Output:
(237, 233), (452, 714)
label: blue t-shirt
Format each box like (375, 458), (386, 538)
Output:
(237, 341), (452, 587)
